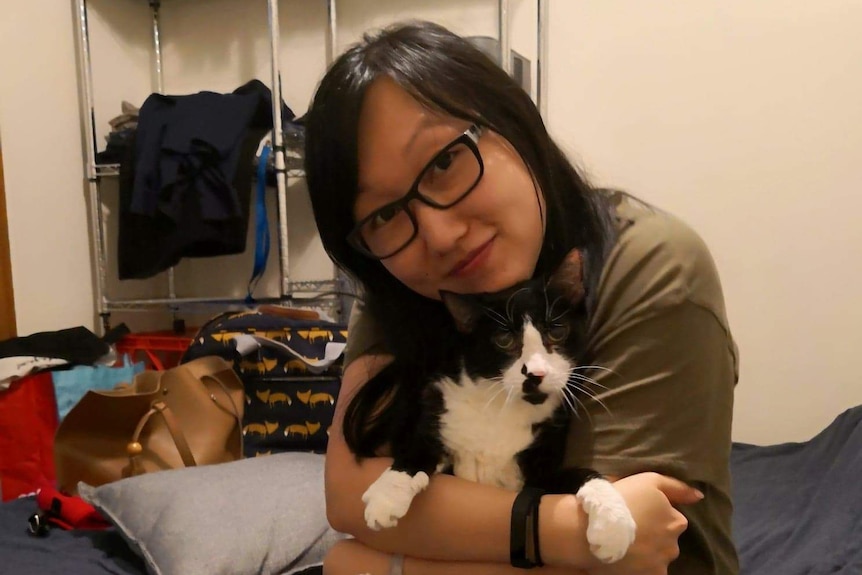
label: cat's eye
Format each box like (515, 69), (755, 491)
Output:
(546, 324), (569, 344)
(493, 332), (516, 351)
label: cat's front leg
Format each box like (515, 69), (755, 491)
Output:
(361, 413), (447, 531)
(576, 477), (637, 563)
(362, 467), (431, 531)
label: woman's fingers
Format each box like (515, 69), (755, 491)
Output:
(587, 473), (696, 575)
(644, 472), (704, 506)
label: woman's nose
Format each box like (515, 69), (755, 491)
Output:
(411, 201), (468, 254)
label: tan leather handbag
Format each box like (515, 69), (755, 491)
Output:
(54, 356), (244, 495)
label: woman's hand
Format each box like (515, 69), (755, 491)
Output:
(588, 472), (700, 575)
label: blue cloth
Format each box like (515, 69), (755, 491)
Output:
(731, 405), (862, 575)
(52, 357), (145, 420)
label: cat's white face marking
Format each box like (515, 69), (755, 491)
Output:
(500, 318), (571, 407)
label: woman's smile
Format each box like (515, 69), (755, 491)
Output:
(448, 237), (495, 279)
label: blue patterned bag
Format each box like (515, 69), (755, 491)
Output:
(182, 310), (347, 455)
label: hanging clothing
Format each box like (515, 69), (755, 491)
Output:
(117, 79), (293, 280)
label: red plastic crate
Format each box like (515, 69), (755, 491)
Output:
(115, 331), (196, 371)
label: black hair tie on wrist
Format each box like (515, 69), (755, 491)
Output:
(510, 486), (547, 569)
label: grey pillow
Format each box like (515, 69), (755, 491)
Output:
(79, 452), (345, 575)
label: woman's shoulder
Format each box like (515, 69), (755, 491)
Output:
(596, 192), (729, 320)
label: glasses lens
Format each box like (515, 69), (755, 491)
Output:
(358, 204), (415, 259)
(356, 133), (482, 259)
(417, 141), (481, 206)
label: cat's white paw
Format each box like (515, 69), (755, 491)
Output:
(576, 478), (637, 563)
(361, 468), (430, 530)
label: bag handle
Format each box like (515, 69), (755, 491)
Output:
(127, 400), (197, 476)
(125, 358), (245, 472)
(180, 357), (244, 437)
(201, 372), (243, 442)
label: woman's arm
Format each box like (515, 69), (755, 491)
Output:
(324, 539), (587, 575)
(325, 355), (699, 572)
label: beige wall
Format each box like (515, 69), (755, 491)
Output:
(1, 1), (860, 445)
(0, 0), (94, 335)
(548, 0), (862, 444)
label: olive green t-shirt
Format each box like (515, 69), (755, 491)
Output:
(343, 193), (740, 575)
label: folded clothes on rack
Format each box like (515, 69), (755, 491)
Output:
(117, 79), (294, 280)
(95, 101), (141, 165)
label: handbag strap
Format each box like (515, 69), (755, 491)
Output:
(181, 357), (244, 438)
(202, 373), (244, 440)
(127, 400), (197, 475)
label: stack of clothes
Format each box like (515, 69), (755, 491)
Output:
(95, 101), (140, 165)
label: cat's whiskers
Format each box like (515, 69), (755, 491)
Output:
(547, 296), (567, 325)
(566, 371), (609, 400)
(568, 372), (610, 392)
(504, 287), (530, 325)
(572, 365), (617, 376)
(565, 379), (612, 417)
(560, 387), (593, 424)
(562, 384), (611, 426)
(559, 387), (581, 417)
(504, 384), (518, 409)
(482, 307), (508, 329)
(481, 379), (510, 413)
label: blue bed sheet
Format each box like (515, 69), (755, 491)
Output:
(0, 496), (143, 575)
(731, 405), (862, 575)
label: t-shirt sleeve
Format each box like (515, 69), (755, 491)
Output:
(564, 204), (739, 485)
(565, 205), (741, 574)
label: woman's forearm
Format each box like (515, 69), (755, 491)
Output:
(326, 433), (592, 567)
(323, 539), (588, 575)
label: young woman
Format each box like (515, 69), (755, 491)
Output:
(304, 21), (738, 575)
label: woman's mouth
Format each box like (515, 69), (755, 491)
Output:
(448, 238), (495, 278)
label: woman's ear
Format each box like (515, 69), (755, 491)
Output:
(547, 249), (585, 305)
(440, 290), (482, 333)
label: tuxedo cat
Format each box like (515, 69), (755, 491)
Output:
(361, 250), (636, 563)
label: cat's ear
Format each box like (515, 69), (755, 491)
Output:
(440, 290), (482, 333)
(548, 249), (585, 305)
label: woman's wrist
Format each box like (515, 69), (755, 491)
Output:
(510, 487), (546, 568)
(536, 493), (596, 569)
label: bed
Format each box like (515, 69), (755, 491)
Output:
(2, 405), (861, 575)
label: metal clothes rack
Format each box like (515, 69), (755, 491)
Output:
(71, 0), (548, 332)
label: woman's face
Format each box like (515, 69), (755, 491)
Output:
(354, 77), (545, 300)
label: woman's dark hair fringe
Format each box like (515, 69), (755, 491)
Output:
(304, 21), (619, 457)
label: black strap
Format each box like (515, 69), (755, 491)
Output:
(510, 487), (546, 569)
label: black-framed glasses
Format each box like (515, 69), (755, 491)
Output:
(348, 124), (485, 260)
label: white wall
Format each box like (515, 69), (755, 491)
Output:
(1, 1), (860, 445)
(548, 0), (862, 444)
(0, 0), (95, 335)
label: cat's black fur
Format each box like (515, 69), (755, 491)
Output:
(369, 250), (602, 494)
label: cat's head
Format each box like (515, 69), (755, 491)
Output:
(441, 250), (588, 411)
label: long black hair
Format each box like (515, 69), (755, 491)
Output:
(304, 21), (619, 457)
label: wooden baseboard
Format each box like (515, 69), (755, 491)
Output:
(0, 147), (17, 339)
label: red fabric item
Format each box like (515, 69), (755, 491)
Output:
(35, 485), (110, 530)
(0, 372), (59, 501)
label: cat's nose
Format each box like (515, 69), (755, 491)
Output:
(523, 353), (549, 377)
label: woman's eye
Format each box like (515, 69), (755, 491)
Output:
(431, 150), (455, 173)
(370, 204), (402, 228)
(547, 325), (569, 343)
(493, 332), (516, 350)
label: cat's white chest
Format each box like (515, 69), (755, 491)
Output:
(436, 376), (539, 490)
